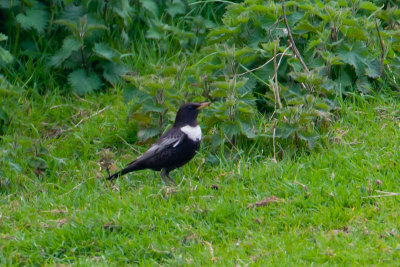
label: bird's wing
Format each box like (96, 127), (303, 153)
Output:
(130, 129), (185, 164)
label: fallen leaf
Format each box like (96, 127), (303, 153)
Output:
(247, 196), (284, 208)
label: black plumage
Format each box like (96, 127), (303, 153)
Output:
(107, 102), (209, 185)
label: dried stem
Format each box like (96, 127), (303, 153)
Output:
(237, 49), (292, 77)
(282, 0), (309, 73)
(294, 180), (309, 192)
(273, 41), (283, 109)
(375, 18), (385, 77)
(61, 107), (107, 133)
(272, 119), (277, 163)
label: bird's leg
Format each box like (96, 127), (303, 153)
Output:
(166, 171), (177, 186)
(160, 169), (170, 185)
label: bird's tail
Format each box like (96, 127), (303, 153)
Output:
(106, 161), (143, 181)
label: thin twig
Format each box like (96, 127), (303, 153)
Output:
(294, 180), (309, 192)
(274, 44), (292, 79)
(362, 193), (400, 199)
(116, 134), (140, 153)
(61, 107), (107, 133)
(273, 41), (283, 109)
(202, 241), (216, 262)
(282, 0), (309, 73)
(237, 52), (291, 77)
(61, 177), (95, 196)
(374, 18), (385, 77)
(72, 92), (96, 105)
(272, 119), (277, 163)
(362, 190), (400, 198)
(223, 132), (239, 152)
(376, 190), (400, 195)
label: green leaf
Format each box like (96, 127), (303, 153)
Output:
(93, 43), (119, 61)
(0, 46), (13, 65)
(138, 127), (160, 141)
(355, 77), (372, 93)
(123, 86), (138, 103)
(298, 131), (319, 150)
(365, 59), (381, 79)
(221, 121), (241, 139)
(275, 123), (298, 139)
(238, 118), (256, 139)
(131, 113), (151, 124)
(337, 69), (353, 88)
(146, 25), (164, 40)
(86, 23), (108, 32)
(314, 100), (331, 111)
(167, 0), (186, 18)
(287, 97), (305, 106)
(16, 8), (49, 33)
(113, 0), (134, 26)
(4, 158), (22, 172)
(141, 0), (159, 17)
(210, 89), (227, 98)
(212, 81), (230, 90)
(336, 42), (368, 77)
(54, 19), (78, 35)
(60, 4), (85, 21)
(68, 69), (102, 95)
(0, 0), (19, 8)
(0, 107), (9, 124)
(103, 62), (128, 84)
(359, 1), (379, 11)
(0, 33), (7, 42)
(49, 36), (81, 67)
(142, 101), (165, 113)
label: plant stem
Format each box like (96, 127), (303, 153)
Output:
(273, 41), (283, 109)
(13, 0), (25, 54)
(80, 46), (88, 75)
(103, 0), (109, 22)
(375, 18), (385, 77)
(47, 0), (56, 36)
(281, 0), (309, 73)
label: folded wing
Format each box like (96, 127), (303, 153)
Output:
(128, 129), (185, 166)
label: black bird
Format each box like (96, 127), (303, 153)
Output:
(107, 102), (209, 185)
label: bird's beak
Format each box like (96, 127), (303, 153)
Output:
(196, 102), (210, 110)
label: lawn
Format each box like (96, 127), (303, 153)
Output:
(1, 88), (400, 265)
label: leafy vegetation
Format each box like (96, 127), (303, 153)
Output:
(122, 0), (400, 148)
(1, 0), (399, 148)
(1, 0), (400, 264)
(0, 0), (221, 94)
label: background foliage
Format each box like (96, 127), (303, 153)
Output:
(1, 0), (400, 149)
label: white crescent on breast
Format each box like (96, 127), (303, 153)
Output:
(180, 125), (202, 142)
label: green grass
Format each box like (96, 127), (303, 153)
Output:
(1, 88), (400, 265)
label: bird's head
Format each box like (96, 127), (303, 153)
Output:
(174, 102), (209, 127)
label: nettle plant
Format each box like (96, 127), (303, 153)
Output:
(201, 0), (400, 149)
(0, 0), (219, 95)
(48, 2), (132, 95)
(125, 0), (400, 149)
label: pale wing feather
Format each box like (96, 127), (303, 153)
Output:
(132, 130), (185, 164)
